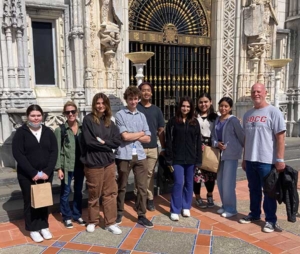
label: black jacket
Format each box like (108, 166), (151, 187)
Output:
(80, 113), (121, 168)
(12, 124), (58, 180)
(165, 117), (202, 166)
(264, 165), (299, 222)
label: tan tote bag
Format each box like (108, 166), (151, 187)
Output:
(31, 182), (53, 208)
(201, 146), (220, 173)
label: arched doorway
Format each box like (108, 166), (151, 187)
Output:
(129, 0), (211, 120)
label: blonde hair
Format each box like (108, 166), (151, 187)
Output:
(63, 101), (78, 113)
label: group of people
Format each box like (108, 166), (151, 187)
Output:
(12, 82), (285, 243)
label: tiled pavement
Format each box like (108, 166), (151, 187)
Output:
(0, 180), (300, 254)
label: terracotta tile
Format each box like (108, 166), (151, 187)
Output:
(172, 227), (198, 234)
(0, 230), (12, 243)
(89, 246), (118, 254)
(196, 235), (211, 246)
(199, 216), (218, 225)
(286, 246), (300, 254)
(9, 229), (27, 240)
(127, 228), (145, 238)
(42, 247), (60, 254)
(153, 225), (173, 231)
(63, 242), (92, 251)
(238, 224), (262, 235)
(212, 230), (233, 238)
(251, 231), (280, 241)
(231, 230), (259, 243)
(264, 235), (290, 245)
(52, 228), (79, 237)
(119, 221), (136, 227)
(253, 240), (284, 254)
(0, 238), (27, 248)
(212, 223), (236, 233)
(193, 245), (210, 254)
(280, 231), (300, 242)
(0, 224), (19, 231)
(274, 240), (300, 251)
(131, 251), (151, 254)
(120, 238), (138, 250)
(57, 232), (79, 242)
(199, 221), (212, 230)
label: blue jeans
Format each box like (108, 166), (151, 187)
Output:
(217, 160), (238, 214)
(245, 161), (277, 224)
(170, 164), (194, 214)
(60, 169), (84, 221)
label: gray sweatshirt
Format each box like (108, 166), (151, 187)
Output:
(212, 115), (244, 161)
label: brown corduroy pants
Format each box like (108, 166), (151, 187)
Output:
(84, 163), (117, 227)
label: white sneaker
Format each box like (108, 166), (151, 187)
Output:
(217, 208), (225, 214)
(221, 212), (237, 218)
(30, 231), (43, 243)
(40, 228), (52, 240)
(182, 209), (190, 217)
(105, 224), (122, 235)
(170, 213), (179, 221)
(86, 224), (96, 233)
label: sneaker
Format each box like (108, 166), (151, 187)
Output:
(86, 223), (96, 233)
(195, 198), (207, 208)
(116, 214), (123, 225)
(207, 196), (214, 207)
(217, 208), (225, 214)
(147, 199), (156, 211)
(75, 218), (86, 226)
(263, 222), (275, 233)
(170, 213), (179, 221)
(40, 228), (52, 240)
(182, 209), (190, 217)
(64, 219), (73, 229)
(221, 212), (237, 218)
(239, 215), (260, 224)
(30, 231), (43, 243)
(137, 216), (154, 228)
(105, 224), (122, 235)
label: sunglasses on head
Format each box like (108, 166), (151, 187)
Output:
(64, 110), (76, 115)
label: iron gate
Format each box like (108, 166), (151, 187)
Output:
(129, 42), (210, 120)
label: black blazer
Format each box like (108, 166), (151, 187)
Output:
(165, 117), (202, 167)
(12, 124), (58, 180)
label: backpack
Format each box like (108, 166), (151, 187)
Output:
(59, 124), (68, 148)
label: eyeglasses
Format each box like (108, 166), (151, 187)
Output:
(64, 110), (76, 115)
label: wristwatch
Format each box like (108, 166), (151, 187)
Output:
(276, 158), (284, 163)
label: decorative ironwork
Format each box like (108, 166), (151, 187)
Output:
(129, 0), (209, 37)
(129, 43), (210, 120)
(129, 0), (211, 120)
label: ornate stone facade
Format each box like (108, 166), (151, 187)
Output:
(0, 0), (298, 167)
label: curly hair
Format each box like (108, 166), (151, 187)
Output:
(123, 86), (141, 100)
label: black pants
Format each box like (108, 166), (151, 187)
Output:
(193, 180), (215, 195)
(18, 175), (53, 231)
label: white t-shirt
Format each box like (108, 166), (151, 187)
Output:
(243, 105), (286, 164)
(30, 127), (42, 142)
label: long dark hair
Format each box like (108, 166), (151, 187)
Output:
(195, 93), (218, 122)
(92, 93), (112, 127)
(218, 97), (233, 115)
(175, 96), (197, 125)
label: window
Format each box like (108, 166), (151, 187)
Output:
(32, 21), (56, 85)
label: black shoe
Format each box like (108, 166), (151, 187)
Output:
(206, 195), (214, 208)
(137, 216), (154, 228)
(147, 199), (156, 211)
(75, 218), (86, 226)
(116, 214), (123, 225)
(64, 219), (73, 229)
(239, 215), (260, 224)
